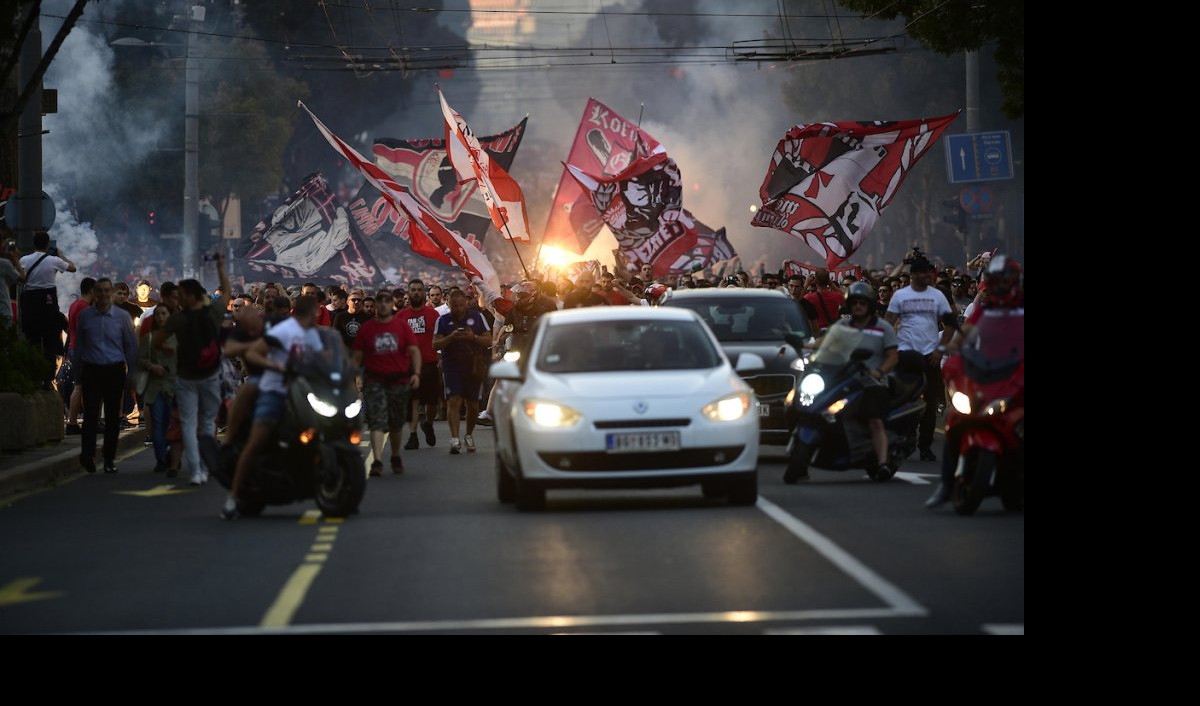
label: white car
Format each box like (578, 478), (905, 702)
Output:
(488, 306), (763, 511)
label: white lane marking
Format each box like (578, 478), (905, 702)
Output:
(983, 623), (1024, 635)
(755, 496), (927, 617)
(894, 472), (938, 485)
(79, 607), (915, 635)
(765, 625), (882, 635)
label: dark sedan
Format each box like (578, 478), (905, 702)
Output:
(664, 288), (812, 446)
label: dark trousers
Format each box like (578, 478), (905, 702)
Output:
(81, 362), (126, 464)
(918, 353), (945, 453)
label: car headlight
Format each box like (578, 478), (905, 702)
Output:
(951, 391), (972, 415)
(523, 400), (582, 427)
(344, 399), (362, 418)
(307, 392), (338, 418)
(799, 373), (825, 397)
(703, 392), (751, 422)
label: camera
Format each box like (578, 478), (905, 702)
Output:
(724, 275), (740, 286)
(902, 247), (924, 266)
(49, 246), (59, 257)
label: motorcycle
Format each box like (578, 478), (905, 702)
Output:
(782, 328), (927, 483)
(203, 328), (366, 518)
(941, 309), (1024, 515)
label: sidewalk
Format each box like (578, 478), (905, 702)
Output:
(0, 426), (149, 501)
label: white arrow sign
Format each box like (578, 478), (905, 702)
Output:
(894, 472), (939, 486)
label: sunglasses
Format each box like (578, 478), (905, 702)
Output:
(350, 298), (362, 303)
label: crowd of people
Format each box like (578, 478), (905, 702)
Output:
(4, 220), (1019, 518)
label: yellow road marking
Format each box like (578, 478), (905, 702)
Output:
(299, 510), (321, 525)
(304, 553), (327, 563)
(323, 517), (344, 524)
(310, 543), (333, 551)
(259, 564), (322, 628)
(0, 578), (64, 607)
(113, 484), (196, 497)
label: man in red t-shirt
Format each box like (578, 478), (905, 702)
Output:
(302, 282), (332, 327)
(398, 278), (443, 451)
(64, 277), (96, 434)
(353, 290), (421, 476)
(803, 268), (845, 332)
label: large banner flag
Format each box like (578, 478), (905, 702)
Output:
(565, 150), (701, 279)
(674, 222), (737, 274)
(369, 117), (527, 250)
(241, 171), (385, 286)
(752, 113), (958, 269)
(298, 101), (500, 293)
(782, 260), (863, 284)
(543, 98), (662, 254)
(437, 87), (531, 243)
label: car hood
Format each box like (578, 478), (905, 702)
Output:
(528, 367), (742, 399)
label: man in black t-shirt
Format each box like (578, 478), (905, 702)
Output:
(332, 287), (372, 348)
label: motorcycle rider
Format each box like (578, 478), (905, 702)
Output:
(221, 295), (324, 519)
(801, 281), (899, 480)
(926, 255), (1023, 508)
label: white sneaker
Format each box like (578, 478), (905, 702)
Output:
(189, 471), (205, 487)
(449, 438), (462, 455)
(464, 435), (476, 453)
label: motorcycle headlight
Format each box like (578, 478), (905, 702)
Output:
(790, 356), (808, 372)
(523, 400), (581, 427)
(984, 398), (1010, 416)
(344, 399), (362, 418)
(799, 373), (825, 397)
(307, 392), (338, 418)
(703, 392), (751, 422)
(951, 391), (972, 415)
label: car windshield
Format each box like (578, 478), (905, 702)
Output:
(668, 297), (811, 342)
(537, 319), (723, 373)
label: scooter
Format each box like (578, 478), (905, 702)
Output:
(203, 328), (366, 518)
(941, 309), (1024, 515)
(782, 328), (926, 483)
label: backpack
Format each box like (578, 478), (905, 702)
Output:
(191, 309), (221, 372)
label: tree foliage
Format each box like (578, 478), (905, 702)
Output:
(837, 0), (1024, 118)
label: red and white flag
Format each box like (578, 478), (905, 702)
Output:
(782, 260), (863, 283)
(752, 113), (958, 269)
(298, 101), (500, 293)
(438, 86), (531, 243)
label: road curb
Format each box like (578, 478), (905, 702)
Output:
(0, 428), (149, 501)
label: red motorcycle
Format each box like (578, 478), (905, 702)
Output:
(941, 309), (1024, 515)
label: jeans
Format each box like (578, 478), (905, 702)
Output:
(149, 393), (173, 466)
(176, 373), (221, 478)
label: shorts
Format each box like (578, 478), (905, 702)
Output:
(442, 365), (482, 402)
(414, 361), (443, 406)
(253, 390), (288, 423)
(859, 384), (889, 420)
(363, 379), (411, 431)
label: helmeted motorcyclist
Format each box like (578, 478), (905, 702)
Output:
(926, 255), (1024, 508)
(812, 281), (900, 480)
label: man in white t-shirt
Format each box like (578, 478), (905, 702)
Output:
(18, 230), (76, 377)
(886, 254), (953, 462)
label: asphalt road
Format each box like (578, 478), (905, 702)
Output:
(0, 430), (1023, 634)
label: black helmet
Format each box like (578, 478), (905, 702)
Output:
(846, 280), (875, 304)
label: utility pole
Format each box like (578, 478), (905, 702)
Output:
(964, 50), (980, 255)
(14, 12), (43, 250)
(182, 3), (203, 278)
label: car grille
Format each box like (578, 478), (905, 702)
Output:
(744, 374), (794, 397)
(593, 418), (692, 429)
(538, 446), (745, 471)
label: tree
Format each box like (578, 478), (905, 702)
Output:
(837, 0), (1024, 118)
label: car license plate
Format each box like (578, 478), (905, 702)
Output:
(757, 402), (771, 417)
(605, 431), (681, 453)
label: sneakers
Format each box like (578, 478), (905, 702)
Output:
(449, 438), (461, 455)
(404, 432), (419, 450)
(476, 411), (493, 427)
(390, 455), (404, 474)
(189, 470), (208, 487)
(103, 462), (118, 474)
(369, 460), (384, 477)
(464, 435), (476, 453)
(925, 483), (951, 509)
(422, 420), (436, 447)
(919, 448), (937, 462)
(220, 496), (240, 520)
(65, 424), (82, 436)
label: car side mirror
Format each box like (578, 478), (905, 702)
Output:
(488, 360), (523, 381)
(735, 352), (765, 373)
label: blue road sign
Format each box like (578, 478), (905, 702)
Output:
(945, 131), (1013, 183)
(959, 184), (993, 214)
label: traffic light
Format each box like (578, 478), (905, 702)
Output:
(941, 198), (966, 232)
